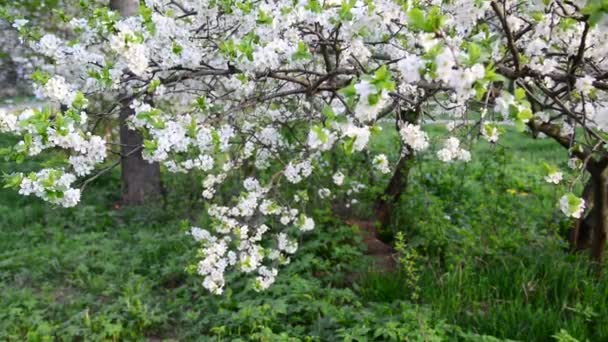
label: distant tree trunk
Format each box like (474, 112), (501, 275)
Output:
(118, 99), (163, 205)
(110, 0), (139, 15)
(111, 0), (163, 205)
(0, 55), (19, 98)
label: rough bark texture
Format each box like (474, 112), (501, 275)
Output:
(568, 160), (608, 269)
(119, 102), (163, 205)
(373, 109), (420, 231)
(111, 0), (163, 205)
(590, 170), (608, 266)
(569, 180), (595, 252)
(374, 153), (413, 231)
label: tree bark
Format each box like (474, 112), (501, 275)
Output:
(118, 100), (163, 205)
(567, 159), (608, 269)
(374, 109), (420, 231)
(569, 179), (595, 252)
(0, 55), (19, 98)
(374, 152), (413, 231)
(110, 0), (139, 16)
(590, 169), (608, 267)
(111, 0), (163, 205)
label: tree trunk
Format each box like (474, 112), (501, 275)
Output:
(0, 55), (19, 98)
(374, 109), (420, 231)
(110, 0), (139, 15)
(119, 101), (163, 205)
(566, 160), (608, 271)
(590, 169), (608, 267)
(111, 0), (163, 205)
(569, 179), (595, 252)
(375, 151), (413, 231)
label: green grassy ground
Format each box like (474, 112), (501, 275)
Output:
(366, 125), (608, 341)
(0, 125), (606, 341)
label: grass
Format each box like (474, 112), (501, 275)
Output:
(0, 123), (605, 341)
(418, 250), (608, 341)
(361, 124), (607, 341)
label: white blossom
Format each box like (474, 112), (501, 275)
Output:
(544, 171), (563, 184)
(399, 124), (429, 152)
(332, 171), (345, 186)
(373, 154), (391, 174)
(559, 194), (586, 219)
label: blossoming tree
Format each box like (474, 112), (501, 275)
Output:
(1, 0), (608, 293)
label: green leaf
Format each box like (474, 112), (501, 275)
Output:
(147, 79), (161, 94)
(342, 137), (355, 155)
(312, 125), (328, 143)
(338, 0), (357, 21)
(143, 139), (158, 153)
(31, 69), (50, 85)
(172, 40), (183, 55)
(467, 42), (482, 64)
(367, 93), (380, 105)
(339, 81), (357, 98)
(139, 5), (156, 34)
(305, 0), (322, 13)
(514, 88), (526, 101)
(518, 108), (533, 121)
(426, 6), (445, 32)
(3, 173), (24, 189)
(514, 119), (526, 132)
(256, 10), (273, 25)
(219, 40), (238, 59)
(408, 8), (426, 31)
(71, 92), (89, 109)
(292, 41), (311, 60)
(322, 105), (336, 120)
(475, 82), (487, 100)
(195, 96), (208, 111)
(372, 65), (395, 91)
(542, 162), (557, 174)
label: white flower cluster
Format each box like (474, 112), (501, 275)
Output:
(354, 80), (389, 123)
(559, 194), (586, 219)
(399, 124), (429, 152)
(343, 125), (371, 152)
(42, 76), (74, 105)
(437, 138), (471, 163)
(332, 171), (345, 186)
(0, 105), (107, 192)
(189, 176), (316, 294)
(18, 169), (81, 207)
(109, 22), (149, 76)
(68, 136), (108, 177)
(481, 123), (500, 143)
(0, 108), (18, 133)
(544, 171), (563, 185)
(373, 154), (391, 174)
(284, 160), (313, 184)
(494, 92), (516, 119)
(307, 127), (337, 151)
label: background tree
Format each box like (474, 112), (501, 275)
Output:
(110, 0), (163, 205)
